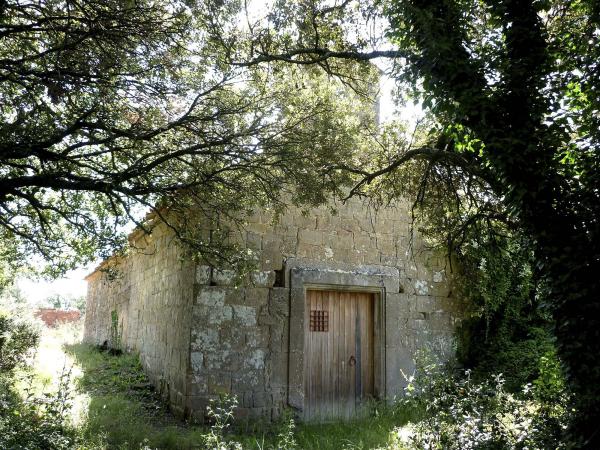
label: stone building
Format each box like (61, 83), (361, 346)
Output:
(84, 196), (463, 422)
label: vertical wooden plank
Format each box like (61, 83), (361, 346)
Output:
(339, 292), (349, 418)
(372, 291), (380, 398)
(319, 290), (326, 421)
(368, 293), (375, 398)
(304, 291), (314, 420)
(361, 293), (368, 402)
(357, 292), (364, 405)
(355, 295), (362, 407)
(351, 292), (358, 418)
(327, 290), (333, 420)
(308, 290), (314, 420)
(335, 290), (342, 419)
(333, 292), (341, 417)
(344, 291), (351, 419)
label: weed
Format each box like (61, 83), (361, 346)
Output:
(275, 409), (297, 450)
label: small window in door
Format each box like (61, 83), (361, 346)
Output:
(309, 310), (329, 332)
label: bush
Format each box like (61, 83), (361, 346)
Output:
(0, 309), (79, 449)
(0, 311), (39, 373)
(0, 369), (78, 450)
(455, 235), (556, 392)
(397, 352), (572, 450)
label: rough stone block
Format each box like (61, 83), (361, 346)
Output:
(191, 326), (218, 351)
(269, 287), (290, 317)
(431, 282), (450, 297)
(220, 323), (245, 348)
(316, 213), (340, 230)
(433, 270), (445, 283)
(429, 311), (451, 331)
(195, 265), (211, 285)
(245, 328), (269, 348)
(298, 229), (323, 246)
(245, 287), (270, 307)
(233, 304), (257, 327)
(296, 242), (312, 258)
(213, 269), (236, 286)
(258, 312), (279, 326)
(269, 352), (288, 388)
(239, 391), (252, 407)
(291, 214), (316, 229)
(196, 287), (226, 307)
(190, 351), (204, 371)
(253, 392), (270, 408)
(189, 375), (208, 395)
(326, 229), (353, 248)
(246, 349), (266, 370)
(246, 231), (262, 250)
(416, 295), (436, 313)
(208, 374), (232, 395)
(194, 304), (232, 325)
(386, 346), (415, 399)
(251, 270), (276, 287)
(413, 279), (430, 295)
(380, 253), (398, 266)
(269, 323), (288, 352)
(246, 222), (270, 234)
(189, 396), (213, 420)
(223, 287), (245, 305)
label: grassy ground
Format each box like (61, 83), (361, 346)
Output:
(32, 323), (418, 449)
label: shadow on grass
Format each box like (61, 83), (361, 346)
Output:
(65, 343), (419, 449)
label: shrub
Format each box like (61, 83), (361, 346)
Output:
(397, 352), (572, 450)
(0, 369), (79, 450)
(0, 311), (39, 373)
(0, 309), (79, 449)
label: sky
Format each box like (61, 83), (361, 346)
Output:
(17, 265), (95, 304)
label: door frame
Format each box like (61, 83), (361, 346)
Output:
(284, 259), (401, 420)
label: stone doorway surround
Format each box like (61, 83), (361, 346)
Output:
(283, 258), (401, 418)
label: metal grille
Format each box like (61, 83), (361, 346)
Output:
(310, 310), (329, 332)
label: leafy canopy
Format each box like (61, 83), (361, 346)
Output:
(0, 0), (378, 287)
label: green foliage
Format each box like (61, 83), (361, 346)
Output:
(43, 293), (86, 313)
(0, 311), (78, 449)
(0, 369), (79, 450)
(204, 395), (242, 450)
(0, 311), (39, 374)
(398, 352), (572, 450)
(454, 236), (555, 391)
(109, 310), (122, 352)
(275, 409), (298, 450)
(533, 350), (568, 405)
(0, 0), (376, 279)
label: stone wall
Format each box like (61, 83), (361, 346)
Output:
(84, 222), (195, 416)
(188, 196), (463, 421)
(85, 196), (463, 421)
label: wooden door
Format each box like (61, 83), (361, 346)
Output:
(304, 289), (375, 421)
